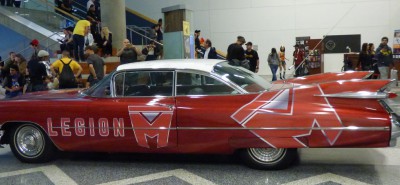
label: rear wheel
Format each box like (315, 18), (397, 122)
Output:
(9, 123), (56, 163)
(240, 148), (297, 170)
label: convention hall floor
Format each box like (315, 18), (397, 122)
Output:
(1, 76), (400, 185)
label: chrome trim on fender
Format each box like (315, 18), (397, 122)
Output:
(50, 126), (390, 131)
(390, 114), (400, 147)
(315, 92), (388, 99)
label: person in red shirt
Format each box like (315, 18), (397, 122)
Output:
(293, 44), (304, 77)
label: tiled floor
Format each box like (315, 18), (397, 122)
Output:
(1, 145), (400, 185)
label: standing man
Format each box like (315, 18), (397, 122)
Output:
(51, 51), (83, 89)
(244, 42), (260, 73)
(202, 39), (217, 59)
(85, 46), (106, 87)
(27, 50), (50, 92)
(375, 36), (393, 79)
(227, 36), (248, 69)
(73, 19), (91, 62)
(293, 44), (304, 77)
(194, 30), (201, 58)
(30, 39), (40, 61)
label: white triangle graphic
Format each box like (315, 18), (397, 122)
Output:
(261, 89), (290, 110)
(142, 112), (160, 123)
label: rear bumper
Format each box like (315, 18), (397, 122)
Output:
(0, 129), (4, 148)
(390, 114), (400, 147)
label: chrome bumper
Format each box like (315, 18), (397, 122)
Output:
(390, 114), (400, 147)
(0, 130), (4, 148)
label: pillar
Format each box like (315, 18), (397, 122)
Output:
(100, 0), (126, 53)
(162, 4), (194, 59)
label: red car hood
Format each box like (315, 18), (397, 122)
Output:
(273, 71), (372, 85)
(11, 89), (83, 100)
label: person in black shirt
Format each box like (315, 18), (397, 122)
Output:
(227, 36), (246, 61)
(85, 46), (106, 87)
(87, 4), (101, 36)
(27, 50), (50, 92)
(245, 42), (260, 73)
(4, 64), (25, 99)
(194, 30), (201, 58)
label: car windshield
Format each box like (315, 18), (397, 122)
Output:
(81, 70), (114, 97)
(213, 62), (272, 93)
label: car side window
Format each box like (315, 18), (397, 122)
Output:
(176, 72), (235, 95)
(114, 71), (173, 97)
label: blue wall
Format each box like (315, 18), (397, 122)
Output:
(0, 24), (31, 61)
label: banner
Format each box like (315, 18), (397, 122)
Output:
(323, 34), (361, 53)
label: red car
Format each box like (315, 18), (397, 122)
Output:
(0, 60), (399, 170)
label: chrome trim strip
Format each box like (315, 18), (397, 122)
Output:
(49, 126), (390, 131)
(390, 114), (400, 147)
(0, 130), (4, 148)
(315, 92), (388, 99)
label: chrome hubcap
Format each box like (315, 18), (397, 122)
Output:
(16, 126), (44, 157)
(249, 148), (286, 164)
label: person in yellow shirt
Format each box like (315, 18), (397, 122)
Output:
(51, 50), (83, 89)
(73, 19), (91, 62)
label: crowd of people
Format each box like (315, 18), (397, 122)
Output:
(0, 0), (395, 98)
(222, 35), (395, 81)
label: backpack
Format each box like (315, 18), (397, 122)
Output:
(59, 59), (76, 88)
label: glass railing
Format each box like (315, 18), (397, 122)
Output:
(1, 0), (85, 31)
(2, 32), (64, 62)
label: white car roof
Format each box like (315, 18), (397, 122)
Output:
(116, 59), (225, 73)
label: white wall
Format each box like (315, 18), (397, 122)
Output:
(126, 0), (400, 75)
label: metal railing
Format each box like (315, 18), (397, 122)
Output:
(126, 26), (163, 46)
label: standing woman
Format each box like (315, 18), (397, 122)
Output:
(268, 48), (280, 81)
(357, 43), (371, 70)
(369, 43), (379, 79)
(279, 46), (287, 79)
(101, 27), (113, 57)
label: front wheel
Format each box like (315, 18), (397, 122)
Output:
(9, 124), (56, 163)
(240, 148), (297, 170)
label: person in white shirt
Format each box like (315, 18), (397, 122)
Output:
(84, 32), (95, 49)
(86, 0), (94, 11)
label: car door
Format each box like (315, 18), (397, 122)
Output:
(85, 70), (177, 153)
(175, 71), (259, 153)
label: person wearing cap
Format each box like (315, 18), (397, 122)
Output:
(245, 42), (259, 73)
(293, 44), (304, 77)
(85, 45), (106, 87)
(30, 39), (40, 61)
(73, 19), (91, 62)
(27, 50), (51, 92)
(227, 36), (246, 62)
(375, 36), (394, 79)
(4, 64), (26, 99)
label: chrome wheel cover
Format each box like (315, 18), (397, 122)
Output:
(15, 126), (44, 157)
(248, 148), (286, 164)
